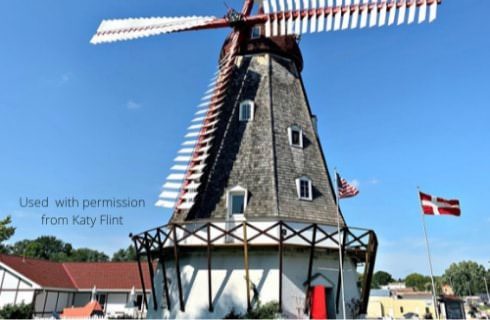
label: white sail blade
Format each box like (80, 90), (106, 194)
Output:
(418, 1), (427, 23)
(167, 173), (185, 181)
(429, 0), (437, 22)
(360, 0), (369, 28)
(171, 164), (188, 171)
(387, 1), (396, 25)
(175, 155), (192, 162)
(378, 1), (387, 26)
(341, 0), (351, 30)
(369, 0), (378, 27)
(279, 0), (287, 35)
(188, 123), (202, 130)
(160, 191), (179, 199)
(155, 200), (175, 208)
(326, 0), (334, 31)
(182, 140), (197, 147)
(270, 0), (279, 36)
(294, 0), (301, 34)
(178, 148), (194, 154)
(350, 0), (360, 29)
(91, 16), (217, 44)
(302, 0), (310, 34)
(287, 0), (294, 33)
(397, 2), (406, 25)
(333, 0), (342, 30)
(163, 182), (182, 189)
(263, 0), (272, 37)
(310, 0), (318, 32)
(318, 0), (326, 31)
(407, 1), (416, 24)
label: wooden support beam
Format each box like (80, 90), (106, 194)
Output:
(360, 232), (378, 314)
(134, 238), (149, 310)
(243, 222), (251, 312)
(306, 224), (317, 291)
(278, 222), (284, 313)
(144, 233), (158, 311)
(41, 290), (48, 316)
(336, 227), (348, 312)
(157, 229), (171, 310)
(173, 225), (185, 312)
(207, 223), (214, 312)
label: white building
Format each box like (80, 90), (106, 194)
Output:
(0, 254), (150, 318)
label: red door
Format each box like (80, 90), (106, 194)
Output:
(310, 285), (328, 319)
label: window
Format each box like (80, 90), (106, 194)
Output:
(227, 185), (248, 217)
(288, 125), (303, 147)
(231, 194), (245, 214)
(296, 176), (312, 201)
(135, 295), (143, 310)
(251, 26), (261, 39)
(239, 100), (254, 121)
(400, 306), (404, 313)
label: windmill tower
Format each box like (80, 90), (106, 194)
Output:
(91, 0), (441, 318)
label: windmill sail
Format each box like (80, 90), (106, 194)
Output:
(90, 16), (217, 44)
(259, 0), (440, 36)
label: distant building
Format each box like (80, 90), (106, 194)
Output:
(0, 254), (151, 318)
(368, 290), (436, 319)
(381, 282), (407, 291)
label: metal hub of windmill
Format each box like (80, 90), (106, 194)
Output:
(91, 0), (442, 318)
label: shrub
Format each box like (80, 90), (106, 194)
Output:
(0, 303), (33, 319)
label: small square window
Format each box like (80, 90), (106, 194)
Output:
(296, 176), (312, 201)
(288, 125), (303, 148)
(231, 194), (245, 214)
(300, 180), (310, 199)
(239, 100), (254, 121)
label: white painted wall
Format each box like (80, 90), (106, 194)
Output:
(0, 267), (36, 308)
(147, 248), (360, 319)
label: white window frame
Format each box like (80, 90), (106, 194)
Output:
(296, 176), (312, 201)
(226, 185), (248, 219)
(239, 100), (254, 122)
(288, 124), (303, 148)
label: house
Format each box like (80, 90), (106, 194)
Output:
(0, 254), (151, 318)
(368, 289), (437, 319)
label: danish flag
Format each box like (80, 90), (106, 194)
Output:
(419, 192), (461, 216)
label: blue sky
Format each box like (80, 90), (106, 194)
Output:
(0, 0), (488, 278)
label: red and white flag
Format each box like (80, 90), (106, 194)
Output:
(419, 192), (461, 216)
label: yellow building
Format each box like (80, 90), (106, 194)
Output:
(368, 292), (436, 319)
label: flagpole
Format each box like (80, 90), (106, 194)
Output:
(334, 168), (347, 319)
(417, 187), (440, 319)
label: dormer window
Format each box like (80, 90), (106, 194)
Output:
(296, 176), (312, 201)
(227, 185), (248, 217)
(288, 125), (303, 148)
(251, 26), (261, 39)
(239, 100), (254, 121)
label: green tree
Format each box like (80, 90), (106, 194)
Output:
(9, 236), (72, 261)
(372, 271), (394, 289)
(0, 215), (15, 253)
(0, 303), (33, 319)
(69, 248), (109, 262)
(112, 245), (137, 261)
(405, 273), (431, 291)
(442, 261), (488, 296)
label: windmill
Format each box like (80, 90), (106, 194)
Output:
(92, 0), (441, 318)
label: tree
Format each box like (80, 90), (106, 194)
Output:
(372, 271), (394, 289)
(0, 216), (15, 253)
(112, 245), (137, 261)
(9, 236), (108, 262)
(405, 273), (431, 291)
(69, 248), (109, 262)
(442, 261), (488, 296)
(0, 303), (33, 319)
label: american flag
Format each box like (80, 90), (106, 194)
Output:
(336, 173), (359, 199)
(419, 192), (461, 216)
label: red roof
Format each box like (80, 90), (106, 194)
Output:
(0, 254), (151, 290)
(62, 300), (104, 318)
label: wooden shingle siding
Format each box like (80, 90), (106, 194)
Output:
(176, 52), (344, 227)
